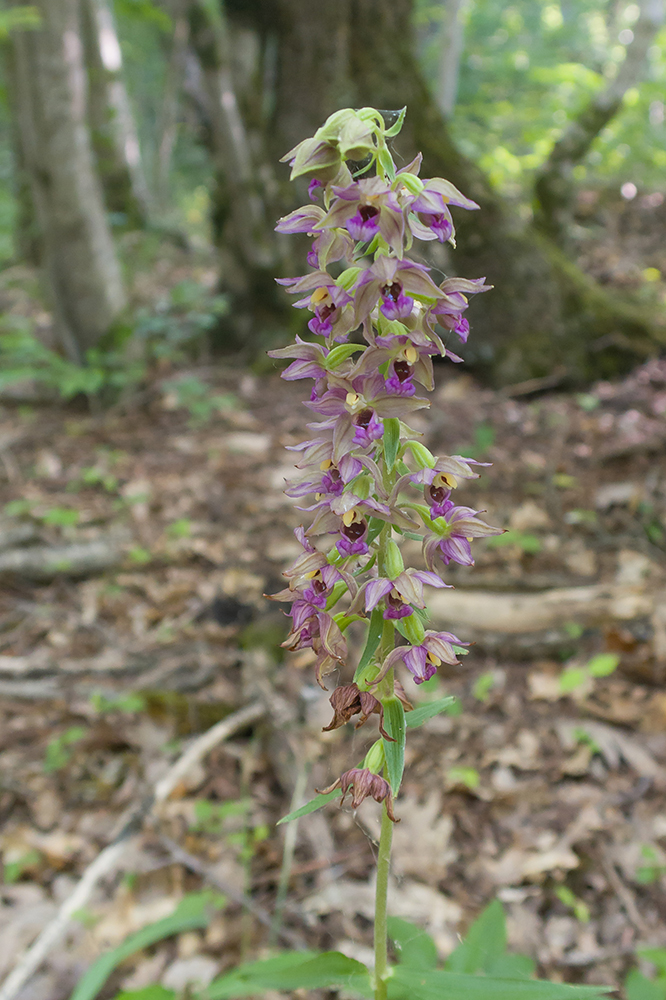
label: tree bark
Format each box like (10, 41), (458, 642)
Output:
(435, 0), (465, 117)
(81, 0), (150, 227)
(216, 0), (666, 383)
(11, 0), (126, 361)
(187, 0), (290, 348)
(534, 0), (665, 243)
(269, 0), (665, 384)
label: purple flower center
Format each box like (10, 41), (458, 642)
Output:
(341, 518), (366, 542)
(393, 360), (412, 382)
(359, 204), (380, 223)
(382, 281), (402, 303)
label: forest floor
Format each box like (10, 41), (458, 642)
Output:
(1, 192), (666, 1000)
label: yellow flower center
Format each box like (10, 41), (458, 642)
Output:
(311, 286), (331, 306)
(434, 472), (458, 490)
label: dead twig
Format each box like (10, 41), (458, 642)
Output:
(157, 833), (305, 950)
(0, 700), (265, 1000)
(600, 848), (652, 939)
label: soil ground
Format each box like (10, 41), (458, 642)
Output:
(0, 196), (666, 1000)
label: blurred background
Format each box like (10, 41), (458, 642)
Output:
(0, 1), (666, 999)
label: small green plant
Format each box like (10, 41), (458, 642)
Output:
(473, 670), (496, 702)
(128, 546), (151, 565)
(559, 653), (619, 694)
(68, 891), (225, 1000)
(4, 848), (42, 884)
(635, 845), (666, 885)
(486, 529), (542, 554)
(161, 374), (236, 427)
(90, 692), (147, 715)
(447, 766), (481, 790)
(40, 506), (80, 527)
(460, 422), (496, 458)
(166, 518), (192, 539)
(554, 885), (590, 923)
(44, 726), (87, 773)
(625, 948), (666, 1000)
(133, 279), (228, 362)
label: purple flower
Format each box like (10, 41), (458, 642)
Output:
(315, 177), (405, 254)
(423, 504), (504, 569)
(353, 408), (384, 447)
(352, 256), (446, 329)
(385, 359), (416, 396)
(308, 178), (324, 201)
(277, 270), (355, 341)
(408, 177), (479, 244)
(365, 569), (449, 620)
(427, 277), (491, 343)
(381, 630), (465, 684)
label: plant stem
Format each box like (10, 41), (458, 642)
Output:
(373, 804), (394, 1000)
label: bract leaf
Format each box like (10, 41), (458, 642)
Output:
(277, 785), (342, 826)
(383, 418), (401, 471)
(405, 696), (458, 729)
(354, 607), (384, 681)
(382, 697), (405, 792)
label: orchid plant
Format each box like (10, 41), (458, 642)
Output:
(198, 108), (610, 1000)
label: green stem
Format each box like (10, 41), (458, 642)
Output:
(373, 805), (394, 1000)
(373, 447), (397, 999)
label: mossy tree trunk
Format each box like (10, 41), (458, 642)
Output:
(227, 0), (665, 383)
(81, 0), (150, 228)
(11, 0), (126, 361)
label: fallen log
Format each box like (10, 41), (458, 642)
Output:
(428, 584), (661, 658)
(0, 535), (128, 580)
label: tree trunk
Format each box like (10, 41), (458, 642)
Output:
(81, 0), (150, 227)
(187, 0), (290, 349)
(260, 0), (665, 385)
(435, 0), (464, 117)
(534, 0), (665, 243)
(3, 44), (40, 264)
(11, 0), (126, 361)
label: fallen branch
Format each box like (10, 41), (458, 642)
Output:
(0, 537), (128, 580)
(0, 700), (266, 1000)
(157, 834), (305, 949)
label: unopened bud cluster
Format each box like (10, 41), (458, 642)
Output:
(269, 108), (501, 819)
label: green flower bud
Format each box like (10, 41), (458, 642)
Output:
(384, 539), (404, 579)
(400, 612), (426, 646)
(406, 441), (436, 470)
(363, 739), (386, 775)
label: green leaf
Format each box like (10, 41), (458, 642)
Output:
(388, 917), (438, 969)
(559, 667), (588, 693)
(625, 970), (666, 1000)
(205, 951), (371, 998)
(335, 268), (363, 293)
(277, 786), (342, 826)
(405, 696), (458, 729)
(445, 900), (507, 974)
(638, 948), (666, 975)
(382, 697), (405, 793)
(354, 608), (384, 681)
(586, 653), (619, 677)
(326, 342), (364, 368)
(69, 892), (224, 1000)
(112, 987), (175, 1000)
(388, 967), (612, 1000)
(383, 106), (407, 137)
(383, 418), (401, 471)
